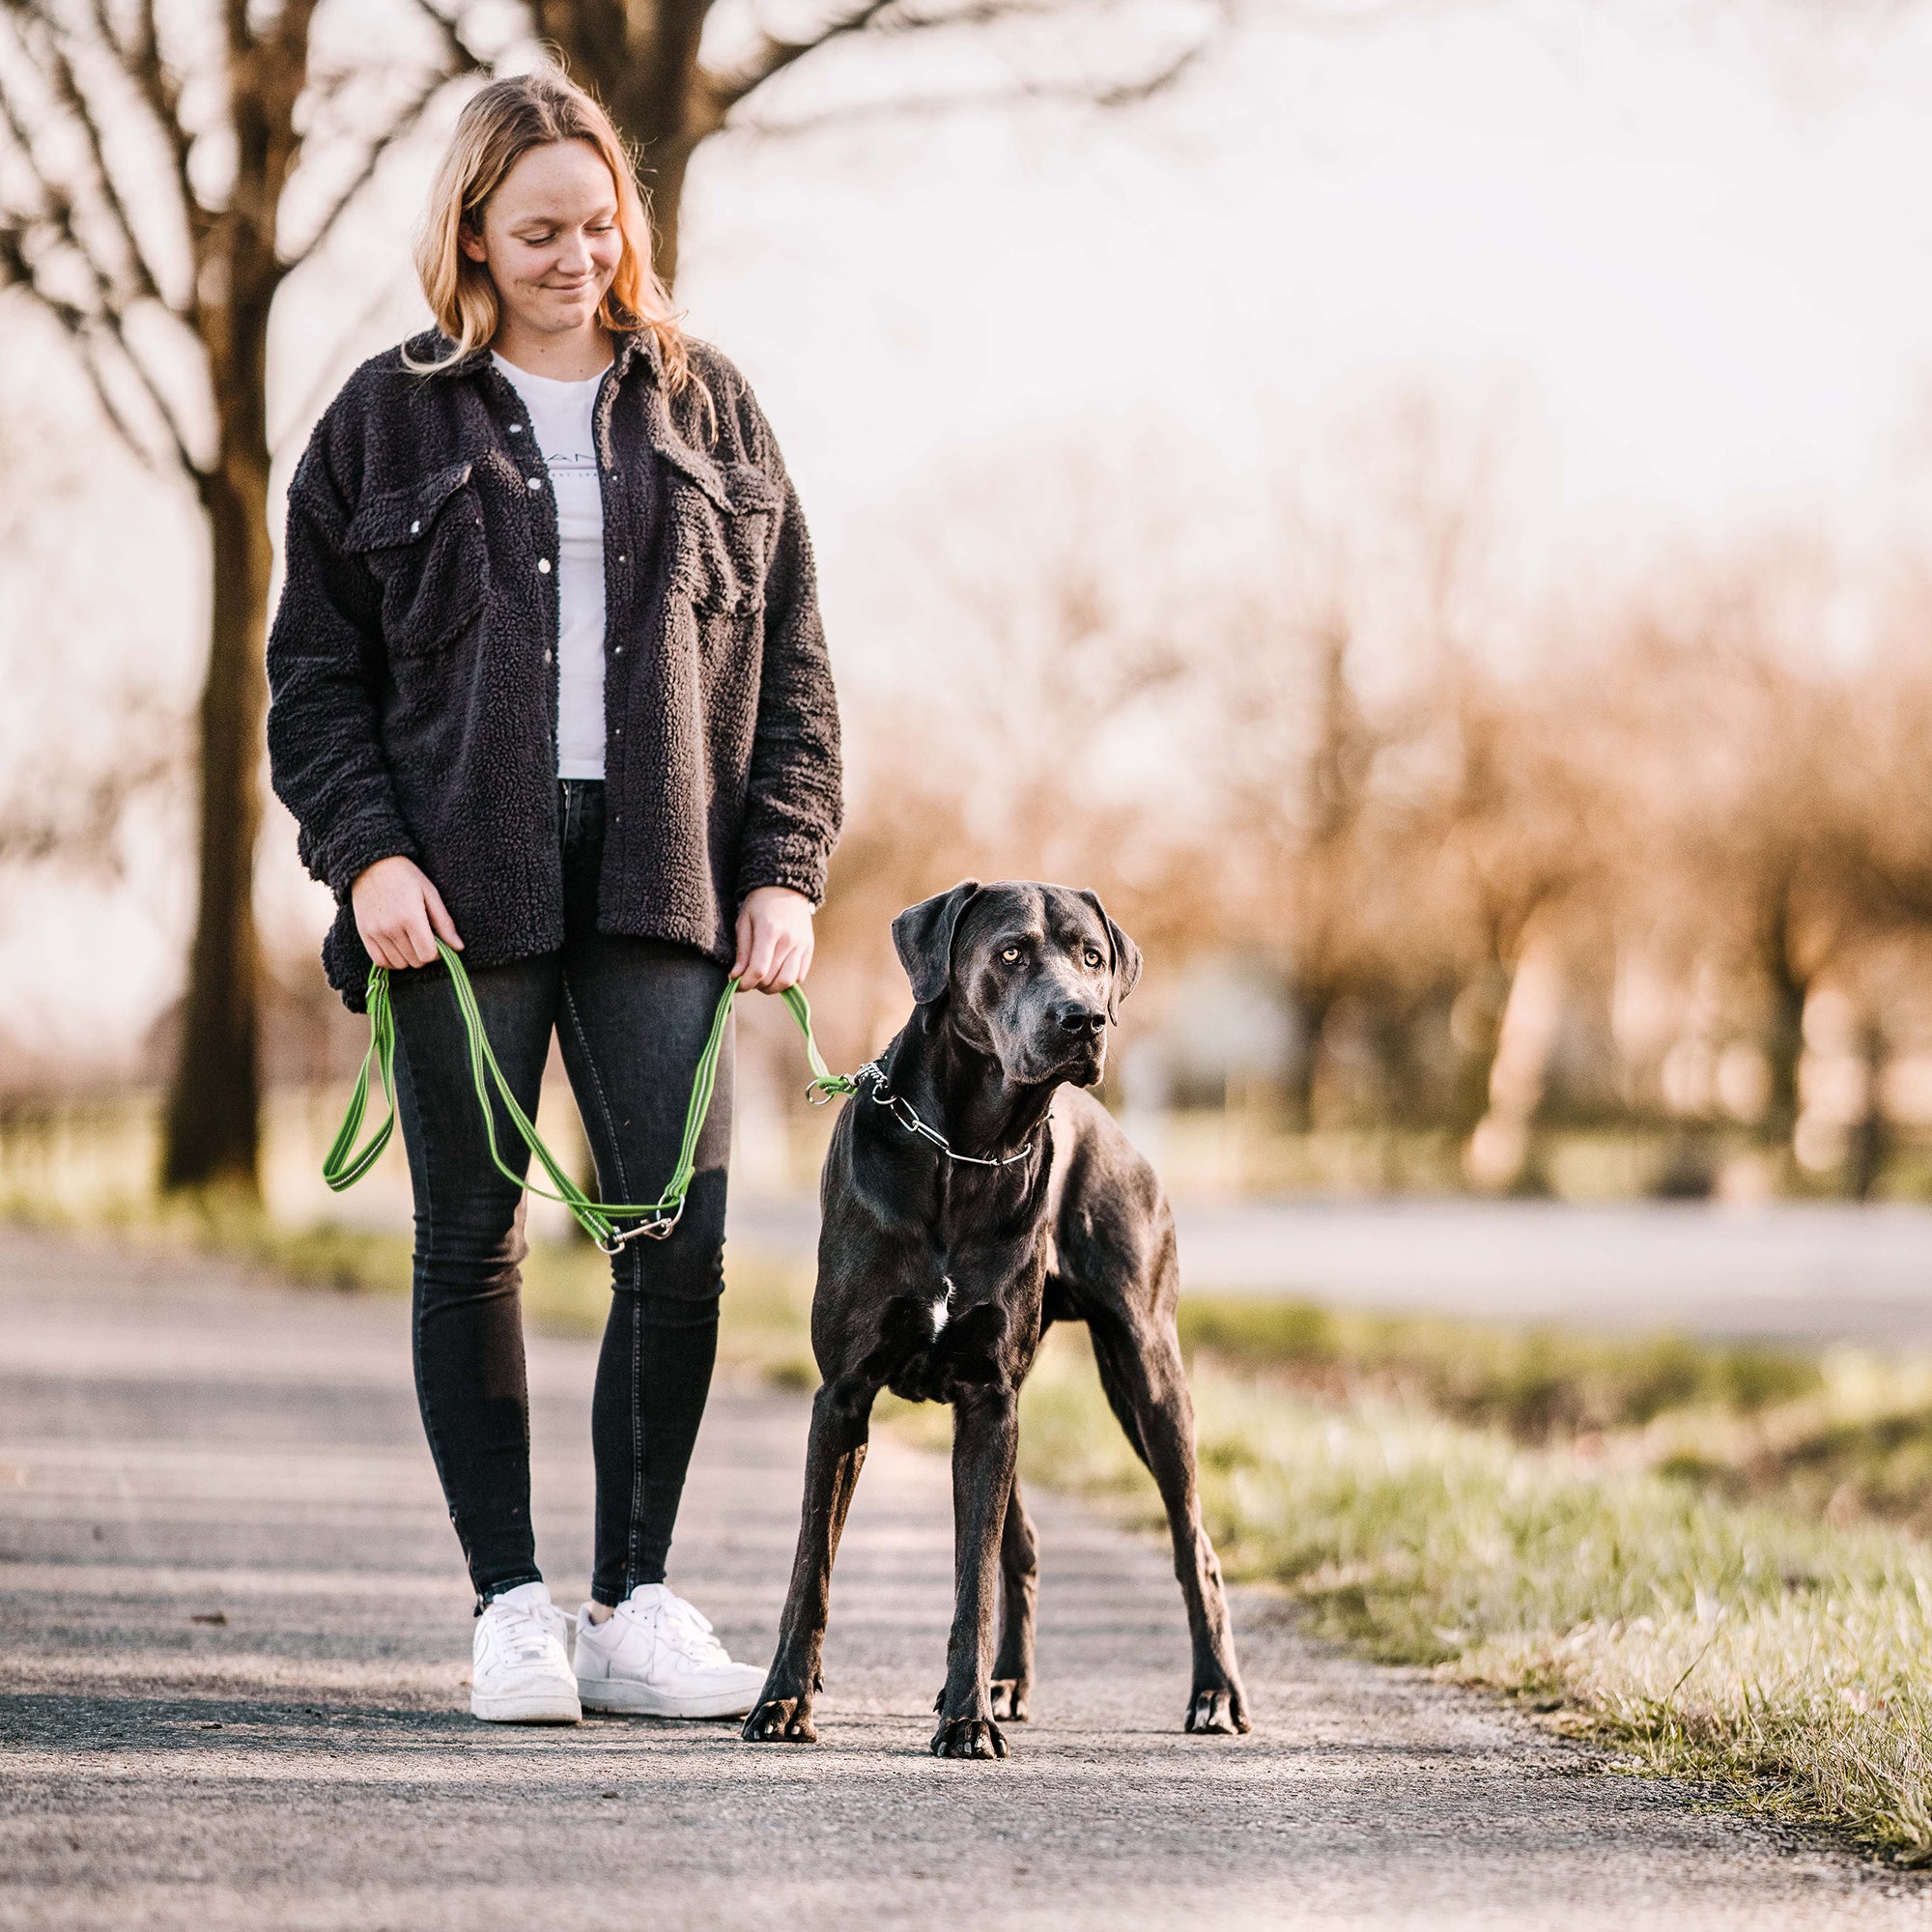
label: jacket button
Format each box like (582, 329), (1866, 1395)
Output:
(543, 650), (553, 665)
(613, 645), (625, 656)
(510, 423), (523, 434)
(616, 554), (627, 564)
(613, 725), (622, 738)
(537, 558), (552, 574)
(526, 476), (542, 492)
(410, 520), (420, 535)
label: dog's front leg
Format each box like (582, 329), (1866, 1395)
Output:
(930, 1383), (1019, 1760)
(989, 1470), (1037, 1721)
(742, 1375), (876, 1745)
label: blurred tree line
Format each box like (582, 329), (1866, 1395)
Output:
(803, 428), (1932, 1202)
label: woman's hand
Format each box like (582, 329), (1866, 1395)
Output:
(733, 886), (814, 993)
(352, 856), (463, 970)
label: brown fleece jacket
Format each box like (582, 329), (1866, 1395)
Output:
(266, 327), (842, 1011)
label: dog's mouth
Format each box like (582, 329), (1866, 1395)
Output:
(1016, 1035), (1105, 1087)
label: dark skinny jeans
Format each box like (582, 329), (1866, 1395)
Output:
(387, 779), (730, 1609)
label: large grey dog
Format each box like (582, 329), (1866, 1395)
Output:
(742, 880), (1249, 1759)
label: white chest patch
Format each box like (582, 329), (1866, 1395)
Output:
(932, 1277), (955, 1337)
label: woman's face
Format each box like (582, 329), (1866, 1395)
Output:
(461, 138), (623, 341)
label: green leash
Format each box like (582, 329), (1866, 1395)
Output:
(323, 938), (859, 1253)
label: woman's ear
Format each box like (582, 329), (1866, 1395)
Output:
(1076, 889), (1143, 1022)
(458, 221), (488, 265)
(891, 881), (981, 1006)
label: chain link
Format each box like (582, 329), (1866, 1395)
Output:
(859, 1064), (1038, 1169)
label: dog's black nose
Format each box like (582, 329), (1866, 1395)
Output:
(1058, 1005), (1107, 1038)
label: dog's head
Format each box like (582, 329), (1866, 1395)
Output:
(891, 880), (1143, 1087)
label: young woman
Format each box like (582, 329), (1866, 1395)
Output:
(267, 70), (841, 1725)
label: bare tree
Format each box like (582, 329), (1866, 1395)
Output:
(0, 0), (499, 1189)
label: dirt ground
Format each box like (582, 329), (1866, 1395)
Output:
(0, 1226), (1922, 1930)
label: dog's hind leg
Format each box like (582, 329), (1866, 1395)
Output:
(1087, 1310), (1250, 1736)
(989, 1470), (1037, 1721)
(742, 1374), (876, 1745)
(931, 1383), (1019, 1759)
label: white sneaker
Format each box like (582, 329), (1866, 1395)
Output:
(470, 1581), (582, 1723)
(575, 1584), (767, 1719)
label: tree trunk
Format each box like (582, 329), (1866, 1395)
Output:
(636, 135), (697, 289)
(1758, 889), (1805, 1154)
(539, 0), (711, 287)
(161, 443), (272, 1193)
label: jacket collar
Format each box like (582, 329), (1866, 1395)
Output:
(416, 323), (737, 515)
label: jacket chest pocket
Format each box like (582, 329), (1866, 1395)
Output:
(667, 465), (779, 627)
(344, 460), (489, 655)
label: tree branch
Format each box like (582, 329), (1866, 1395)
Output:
(15, 0), (173, 309)
(118, 0), (196, 242)
(285, 63), (454, 267)
(709, 0), (1227, 132)
(704, 0), (901, 119)
(0, 53), (203, 481)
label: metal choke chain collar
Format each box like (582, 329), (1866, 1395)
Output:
(852, 1062), (1038, 1169)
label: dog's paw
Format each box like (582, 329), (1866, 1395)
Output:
(1184, 1685), (1249, 1736)
(930, 1716), (1009, 1760)
(742, 1697), (818, 1745)
(988, 1678), (1031, 1722)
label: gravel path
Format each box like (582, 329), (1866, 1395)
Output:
(0, 1227), (1920, 1929)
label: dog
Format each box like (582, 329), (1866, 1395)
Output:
(742, 880), (1249, 1759)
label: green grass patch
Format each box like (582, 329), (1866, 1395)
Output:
(1177, 1293), (1820, 1438)
(1015, 1326), (1932, 1864)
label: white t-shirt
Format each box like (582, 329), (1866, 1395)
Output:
(493, 354), (610, 780)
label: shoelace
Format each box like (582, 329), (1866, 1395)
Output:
(489, 1604), (562, 1668)
(649, 1594), (730, 1665)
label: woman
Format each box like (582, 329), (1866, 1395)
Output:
(267, 70), (841, 1725)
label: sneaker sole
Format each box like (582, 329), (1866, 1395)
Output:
(471, 1690), (582, 1723)
(577, 1677), (758, 1719)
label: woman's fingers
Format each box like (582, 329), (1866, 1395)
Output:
(766, 932), (807, 994)
(739, 916), (781, 991)
(423, 879), (464, 952)
(732, 890), (816, 992)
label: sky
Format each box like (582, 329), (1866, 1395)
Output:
(4, 0), (1931, 1068)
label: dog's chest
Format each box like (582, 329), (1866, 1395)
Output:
(867, 1241), (1045, 1404)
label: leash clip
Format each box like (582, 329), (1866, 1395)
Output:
(595, 1199), (686, 1252)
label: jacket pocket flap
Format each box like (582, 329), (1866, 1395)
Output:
(721, 464), (781, 515)
(344, 461), (475, 554)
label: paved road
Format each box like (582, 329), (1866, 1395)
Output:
(0, 1228), (1921, 1929)
(729, 1195), (1932, 1349)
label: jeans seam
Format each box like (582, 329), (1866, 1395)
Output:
(399, 1017), (458, 1573)
(561, 965), (646, 1598)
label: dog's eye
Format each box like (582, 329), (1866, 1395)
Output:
(1001, 946), (1022, 964)
(1084, 948), (1104, 968)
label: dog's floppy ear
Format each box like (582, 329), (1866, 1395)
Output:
(1077, 889), (1143, 1022)
(893, 881), (982, 1006)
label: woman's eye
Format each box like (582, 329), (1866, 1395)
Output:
(1085, 949), (1104, 968)
(1001, 947), (1022, 964)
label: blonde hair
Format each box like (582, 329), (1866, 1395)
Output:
(406, 68), (696, 397)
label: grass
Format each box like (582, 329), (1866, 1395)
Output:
(1015, 1329), (1932, 1862)
(10, 1188), (1932, 1862)
(1175, 1294), (1821, 1438)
